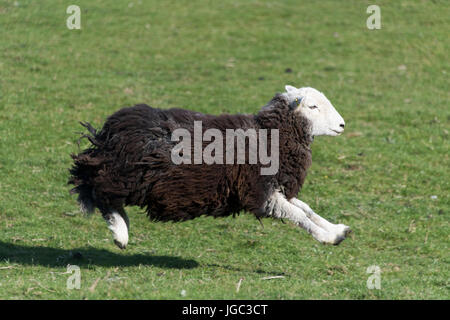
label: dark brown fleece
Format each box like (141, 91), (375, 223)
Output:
(68, 94), (312, 221)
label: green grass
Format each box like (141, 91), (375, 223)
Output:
(0, 0), (448, 299)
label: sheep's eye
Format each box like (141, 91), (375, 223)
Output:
(309, 105), (318, 109)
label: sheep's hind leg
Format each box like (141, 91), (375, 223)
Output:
(290, 198), (351, 239)
(268, 192), (345, 245)
(102, 208), (129, 249)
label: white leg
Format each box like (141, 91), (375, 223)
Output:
(290, 198), (351, 238)
(266, 192), (346, 245)
(104, 211), (129, 249)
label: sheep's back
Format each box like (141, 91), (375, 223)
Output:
(71, 104), (255, 221)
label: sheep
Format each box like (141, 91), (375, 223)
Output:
(69, 85), (351, 249)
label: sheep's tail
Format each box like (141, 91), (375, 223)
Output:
(68, 122), (103, 215)
(70, 184), (95, 214)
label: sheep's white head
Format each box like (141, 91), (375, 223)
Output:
(284, 85), (345, 137)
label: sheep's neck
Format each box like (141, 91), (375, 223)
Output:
(255, 111), (313, 150)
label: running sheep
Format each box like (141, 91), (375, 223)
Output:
(69, 85), (351, 249)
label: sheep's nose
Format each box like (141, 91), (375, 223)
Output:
(340, 123), (345, 129)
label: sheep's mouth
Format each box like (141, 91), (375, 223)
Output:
(331, 129), (344, 135)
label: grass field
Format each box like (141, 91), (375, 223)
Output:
(0, 0), (448, 299)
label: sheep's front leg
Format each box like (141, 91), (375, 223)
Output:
(267, 192), (346, 245)
(290, 198), (351, 239)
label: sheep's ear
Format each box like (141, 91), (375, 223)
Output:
(285, 85), (297, 93)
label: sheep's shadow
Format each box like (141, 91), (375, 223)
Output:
(0, 241), (198, 269)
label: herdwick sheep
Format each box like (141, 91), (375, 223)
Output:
(69, 85), (351, 249)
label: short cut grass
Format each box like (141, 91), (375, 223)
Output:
(0, 0), (448, 299)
